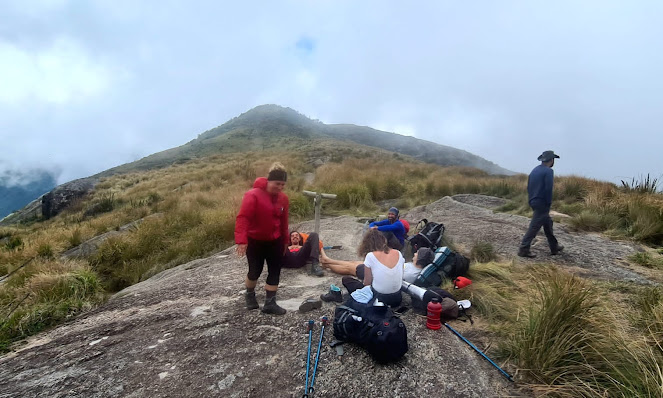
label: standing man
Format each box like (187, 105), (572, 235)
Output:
(518, 151), (564, 258)
(369, 207), (406, 251)
(235, 162), (289, 315)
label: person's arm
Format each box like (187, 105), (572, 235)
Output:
(545, 169), (554, 206)
(234, 191), (255, 256)
(369, 219), (389, 228)
(376, 220), (405, 233)
(363, 266), (373, 286)
(281, 196), (290, 253)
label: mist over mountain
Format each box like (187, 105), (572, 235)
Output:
(100, 105), (513, 177)
(0, 170), (57, 219)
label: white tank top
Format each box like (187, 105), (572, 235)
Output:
(364, 251), (404, 294)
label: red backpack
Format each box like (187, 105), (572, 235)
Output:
(401, 219), (410, 236)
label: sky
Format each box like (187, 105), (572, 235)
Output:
(1, 0), (662, 186)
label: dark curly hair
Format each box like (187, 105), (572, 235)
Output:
(358, 229), (390, 257)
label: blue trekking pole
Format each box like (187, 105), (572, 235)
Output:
(303, 320), (315, 397)
(444, 323), (514, 382)
(308, 316), (328, 396)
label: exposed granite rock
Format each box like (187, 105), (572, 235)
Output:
(61, 213), (163, 259)
(42, 178), (98, 220)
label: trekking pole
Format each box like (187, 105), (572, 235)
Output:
(308, 316), (328, 396)
(444, 323), (514, 382)
(303, 320), (315, 398)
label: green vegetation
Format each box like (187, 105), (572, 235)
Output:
(1, 136), (663, 397)
(452, 264), (663, 397)
(470, 241), (496, 263)
(629, 251), (663, 269)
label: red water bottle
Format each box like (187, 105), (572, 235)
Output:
(426, 297), (442, 330)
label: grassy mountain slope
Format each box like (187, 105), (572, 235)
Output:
(98, 104), (513, 177)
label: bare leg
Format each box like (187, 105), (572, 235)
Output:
(324, 260), (362, 276)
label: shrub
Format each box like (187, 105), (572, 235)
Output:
(570, 210), (619, 232)
(629, 252), (663, 269)
(4, 236), (23, 251)
(36, 244), (54, 259)
(68, 229), (83, 248)
(621, 174), (660, 194)
(288, 192), (314, 220)
(505, 271), (602, 387)
(470, 241), (496, 263)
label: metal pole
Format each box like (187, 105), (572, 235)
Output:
(314, 193), (321, 234)
(444, 323), (514, 382)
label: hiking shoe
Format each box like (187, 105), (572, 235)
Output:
(262, 297), (286, 315)
(298, 298), (322, 312)
(517, 249), (536, 258)
(551, 245), (565, 255)
(310, 261), (324, 277)
(245, 291), (259, 310)
(320, 285), (342, 303)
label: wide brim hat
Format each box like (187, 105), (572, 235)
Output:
(537, 150), (560, 162)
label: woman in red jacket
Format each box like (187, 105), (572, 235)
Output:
(235, 163), (290, 315)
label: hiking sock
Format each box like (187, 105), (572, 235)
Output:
(246, 287), (255, 293)
(266, 290), (276, 299)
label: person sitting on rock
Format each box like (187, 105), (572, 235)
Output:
(368, 207), (407, 251)
(282, 230), (324, 276)
(321, 247), (433, 278)
(322, 229), (404, 307)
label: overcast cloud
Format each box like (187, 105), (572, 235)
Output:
(1, 0), (661, 186)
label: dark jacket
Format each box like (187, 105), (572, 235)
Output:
(235, 177), (289, 245)
(527, 164), (554, 207)
(369, 219), (407, 245)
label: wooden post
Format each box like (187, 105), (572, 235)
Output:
(302, 190), (337, 234)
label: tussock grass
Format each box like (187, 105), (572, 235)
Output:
(470, 241), (496, 263)
(456, 263), (663, 397)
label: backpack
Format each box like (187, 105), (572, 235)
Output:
(408, 219), (445, 252)
(414, 246), (452, 288)
(411, 287), (456, 312)
(401, 219), (410, 235)
(333, 298), (408, 363)
(440, 252), (471, 280)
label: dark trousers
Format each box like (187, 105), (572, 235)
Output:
(519, 203), (558, 251)
(282, 232), (320, 268)
(342, 265), (403, 307)
(381, 231), (403, 251)
(246, 238), (283, 286)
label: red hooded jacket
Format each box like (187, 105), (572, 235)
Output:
(234, 177), (289, 245)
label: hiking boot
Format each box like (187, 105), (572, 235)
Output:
(245, 291), (259, 310)
(551, 245), (565, 255)
(298, 298), (322, 312)
(309, 261), (324, 277)
(320, 285), (343, 303)
(517, 249), (536, 258)
(262, 297), (286, 315)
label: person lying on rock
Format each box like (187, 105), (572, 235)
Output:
(320, 247), (435, 302)
(368, 207), (407, 251)
(322, 229), (405, 307)
(283, 230), (324, 277)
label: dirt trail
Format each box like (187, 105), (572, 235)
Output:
(1, 195), (652, 397)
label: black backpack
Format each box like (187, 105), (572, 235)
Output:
(440, 252), (471, 280)
(333, 298), (408, 363)
(408, 219), (445, 252)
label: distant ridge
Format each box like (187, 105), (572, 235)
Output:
(101, 104), (513, 177)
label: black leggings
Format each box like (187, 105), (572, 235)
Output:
(246, 238), (283, 286)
